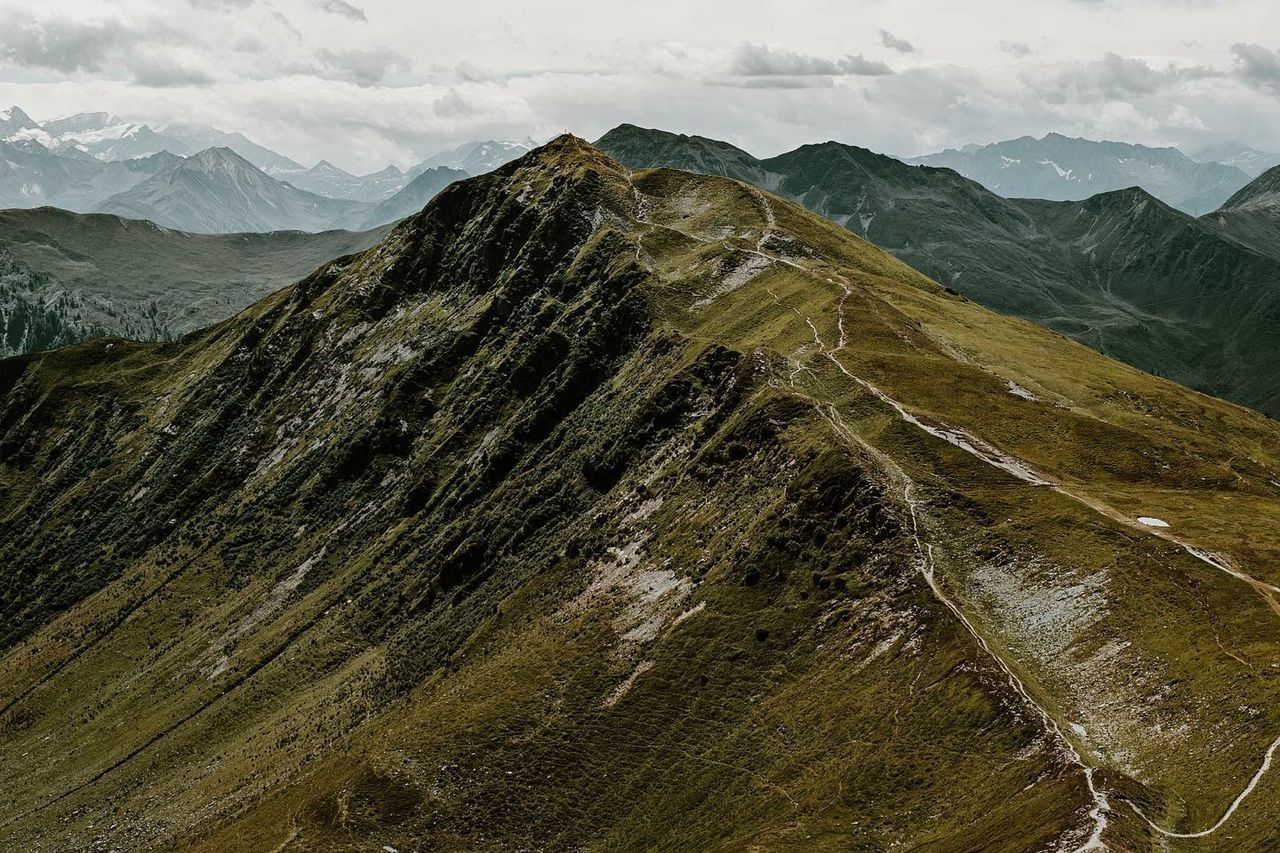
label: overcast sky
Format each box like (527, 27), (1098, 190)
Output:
(0, 0), (1278, 172)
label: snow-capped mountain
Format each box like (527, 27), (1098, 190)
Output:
(0, 106), (545, 215)
(413, 137), (538, 176)
(909, 133), (1252, 215)
(0, 107), (305, 176)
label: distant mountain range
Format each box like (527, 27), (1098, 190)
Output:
(0, 134), (469, 234)
(0, 105), (536, 231)
(908, 133), (1252, 214)
(413, 137), (538, 175)
(597, 124), (1280, 414)
(1194, 143), (1280, 178)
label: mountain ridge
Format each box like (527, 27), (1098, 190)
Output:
(597, 124), (1280, 415)
(909, 132), (1252, 215)
(2, 136), (1280, 849)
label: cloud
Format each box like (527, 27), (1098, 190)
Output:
(313, 0), (367, 21)
(127, 52), (218, 88)
(1034, 52), (1217, 103)
(727, 44), (892, 82)
(189, 0), (256, 9)
(0, 10), (131, 73)
(999, 41), (1032, 57)
(0, 10), (212, 87)
(879, 30), (916, 54)
(1232, 43), (1280, 91)
(310, 48), (409, 86)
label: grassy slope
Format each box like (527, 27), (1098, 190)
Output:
(1, 139), (1279, 851)
(597, 125), (1280, 417)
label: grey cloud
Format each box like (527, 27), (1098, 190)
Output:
(1232, 43), (1280, 91)
(311, 48), (409, 86)
(999, 41), (1032, 57)
(0, 11), (130, 73)
(879, 30), (916, 54)
(454, 62), (494, 83)
(1039, 52), (1216, 102)
(128, 54), (217, 88)
(728, 44), (892, 80)
(314, 0), (368, 21)
(189, 0), (256, 9)
(0, 10), (209, 87)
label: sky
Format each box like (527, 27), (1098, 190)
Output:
(0, 0), (1279, 173)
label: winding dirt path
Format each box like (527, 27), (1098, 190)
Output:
(626, 177), (1280, 845)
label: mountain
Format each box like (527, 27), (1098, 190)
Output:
(0, 140), (181, 211)
(597, 123), (765, 179)
(1201, 165), (1280, 260)
(40, 111), (115, 136)
(598, 125), (1280, 415)
(3, 136), (1280, 850)
(159, 122), (306, 176)
(1195, 143), (1280, 178)
(909, 133), (1252, 215)
(6, 111), (194, 161)
(95, 147), (372, 234)
(0, 206), (388, 356)
(288, 160), (409, 202)
(1, 107), (306, 177)
(357, 165), (467, 228)
(413, 137), (538, 176)
(0, 106), (39, 136)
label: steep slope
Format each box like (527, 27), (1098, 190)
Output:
(358, 165), (468, 228)
(0, 207), (388, 355)
(95, 148), (372, 234)
(910, 133), (1251, 215)
(1200, 165), (1280, 261)
(600, 126), (1280, 415)
(1007, 189), (1280, 411)
(3, 138), (1280, 851)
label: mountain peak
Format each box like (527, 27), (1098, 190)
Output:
(188, 146), (257, 169)
(0, 105), (38, 133)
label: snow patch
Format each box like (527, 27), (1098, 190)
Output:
(1006, 380), (1039, 401)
